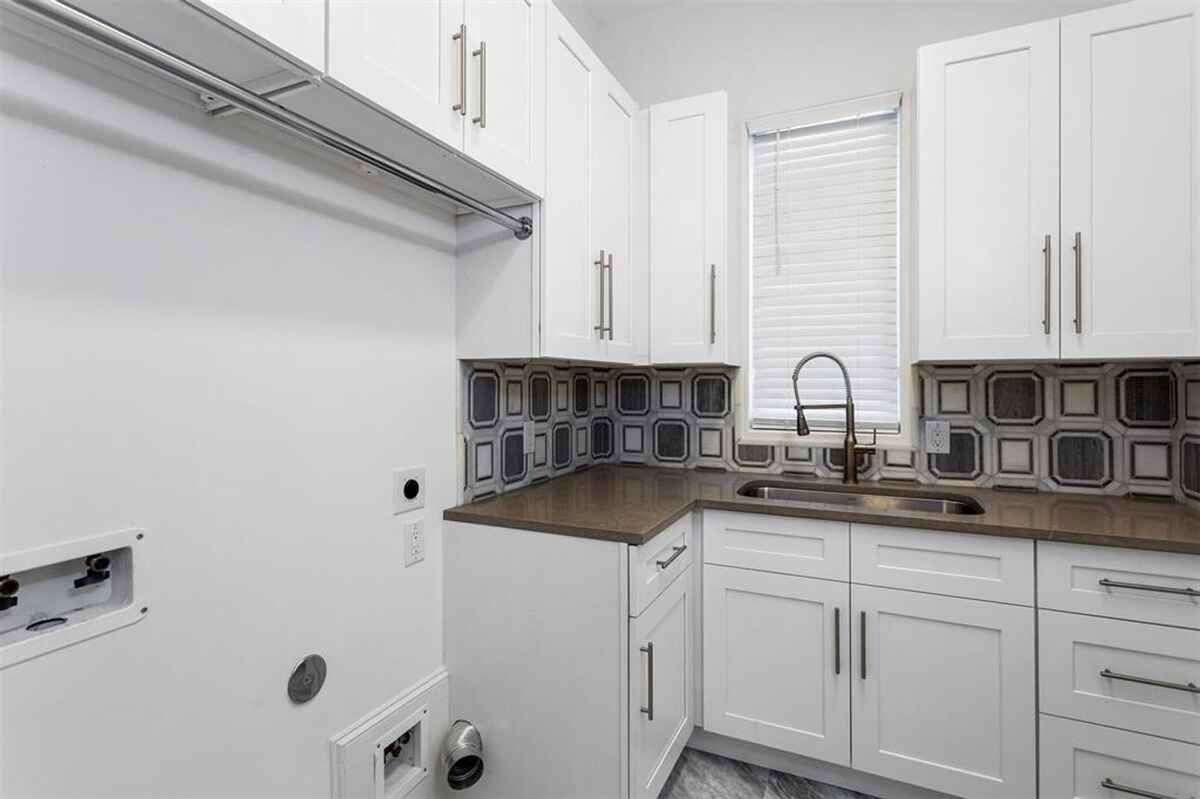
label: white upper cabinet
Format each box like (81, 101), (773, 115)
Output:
(542, 5), (604, 361)
(198, 0), (325, 72)
(650, 91), (728, 364)
(462, 0), (547, 198)
(591, 70), (641, 362)
(918, 0), (1196, 362)
(916, 20), (1061, 361)
(327, 0), (545, 195)
(326, 0), (466, 150)
(1060, 0), (1196, 359)
(542, 5), (642, 363)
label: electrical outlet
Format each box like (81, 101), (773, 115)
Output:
(925, 420), (951, 454)
(403, 520), (425, 567)
(393, 467), (425, 515)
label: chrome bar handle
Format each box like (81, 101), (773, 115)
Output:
(709, 264), (717, 344)
(593, 250), (607, 337)
(640, 642), (654, 720)
(607, 252), (615, 341)
(833, 607), (841, 676)
(859, 611), (867, 679)
(472, 41), (486, 128)
(1042, 234), (1052, 334)
(1100, 777), (1183, 799)
(452, 25), (466, 116)
(656, 545), (686, 570)
(1099, 578), (1200, 597)
(1101, 669), (1200, 694)
(1080, 230), (1089, 333)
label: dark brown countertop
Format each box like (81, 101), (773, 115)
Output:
(443, 465), (1200, 554)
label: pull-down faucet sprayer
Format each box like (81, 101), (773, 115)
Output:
(791, 352), (876, 485)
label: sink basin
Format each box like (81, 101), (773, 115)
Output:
(736, 481), (985, 516)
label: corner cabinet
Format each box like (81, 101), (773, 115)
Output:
(444, 516), (696, 799)
(649, 91), (729, 364)
(542, 4), (644, 363)
(917, 0), (1196, 361)
(457, 4), (646, 364)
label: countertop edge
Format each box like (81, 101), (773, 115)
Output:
(445, 496), (1200, 555)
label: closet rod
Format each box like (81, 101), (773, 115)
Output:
(5, 0), (535, 240)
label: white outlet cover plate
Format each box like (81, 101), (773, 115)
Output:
(403, 520), (424, 567)
(392, 467), (425, 514)
(924, 420), (951, 454)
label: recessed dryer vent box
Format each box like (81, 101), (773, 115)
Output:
(0, 528), (148, 669)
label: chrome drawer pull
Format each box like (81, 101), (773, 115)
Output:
(833, 607), (841, 676)
(640, 642), (654, 721)
(451, 24), (467, 116)
(1100, 777), (1185, 799)
(1042, 234), (1052, 334)
(859, 611), (867, 679)
(655, 545), (686, 570)
(1099, 578), (1200, 597)
(1101, 669), (1200, 694)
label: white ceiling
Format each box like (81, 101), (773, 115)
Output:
(576, 0), (1117, 27)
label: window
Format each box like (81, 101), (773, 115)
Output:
(748, 93), (903, 435)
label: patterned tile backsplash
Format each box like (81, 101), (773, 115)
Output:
(461, 360), (1200, 508)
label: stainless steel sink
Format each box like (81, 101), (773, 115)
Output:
(736, 481), (985, 516)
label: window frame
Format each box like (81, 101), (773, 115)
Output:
(735, 91), (917, 451)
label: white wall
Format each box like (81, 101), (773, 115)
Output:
(585, 0), (1121, 363)
(0, 22), (455, 799)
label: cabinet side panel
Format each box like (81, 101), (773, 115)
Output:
(444, 522), (625, 798)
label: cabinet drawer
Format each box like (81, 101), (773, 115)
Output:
(1040, 714), (1200, 799)
(703, 510), (848, 580)
(851, 524), (1034, 605)
(1040, 610), (1200, 745)
(630, 514), (693, 617)
(1038, 542), (1200, 629)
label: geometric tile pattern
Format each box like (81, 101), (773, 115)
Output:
(462, 360), (1195, 503)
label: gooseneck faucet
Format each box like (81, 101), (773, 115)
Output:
(791, 352), (876, 485)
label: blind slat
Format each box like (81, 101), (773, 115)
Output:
(750, 107), (901, 433)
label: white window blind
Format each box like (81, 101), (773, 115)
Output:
(749, 99), (901, 432)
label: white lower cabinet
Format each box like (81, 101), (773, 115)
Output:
(1040, 714), (1200, 799)
(851, 585), (1037, 799)
(630, 570), (693, 799)
(703, 565), (850, 765)
(702, 515), (1038, 799)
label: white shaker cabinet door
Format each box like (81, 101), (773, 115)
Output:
(326, 0), (466, 150)
(462, 0), (546, 197)
(851, 585), (1036, 799)
(916, 20), (1060, 360)
(591, 69), (642, 363)
(630, 571), (692, 799)
(649, 91), (728, 364)
(703, 565), (850, 766)
(541, 4), (604, 361)
(1060, 0), (1196, 359)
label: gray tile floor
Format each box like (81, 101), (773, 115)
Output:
(658, 748), (878, 799)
